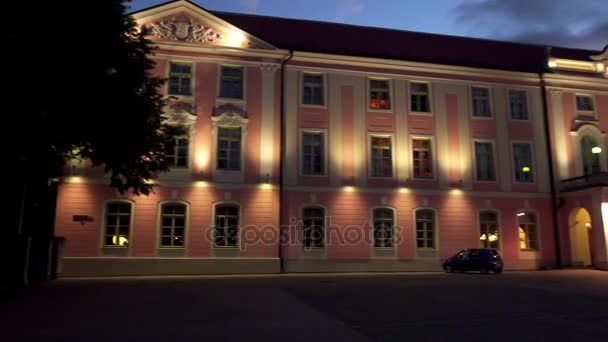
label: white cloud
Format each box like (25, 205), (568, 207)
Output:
(335, 0), (365, 21)
(241, 0), (260, 14)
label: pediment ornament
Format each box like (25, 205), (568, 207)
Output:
(149, 17), (223, 43)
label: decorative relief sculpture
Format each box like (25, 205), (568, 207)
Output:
(149, 18), (223, 43)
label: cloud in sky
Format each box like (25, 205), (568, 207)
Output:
(334, 0), (365, 22)
(452, 0), (608, 50)
(240, 0), (259, 14)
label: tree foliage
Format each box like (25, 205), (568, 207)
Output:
(7, 0), (176, 195)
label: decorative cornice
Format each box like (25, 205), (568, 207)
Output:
(590, 46), (608, 61)
(213, 103), (248, 119)
(149, 17), (223, 43)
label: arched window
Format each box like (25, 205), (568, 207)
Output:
(373, 208), (394, 248)
(104, 202), (132, 247)
(302, 206), (325, 248)
(581, 136), (601, 175)
(479, 211), (499, 249)
(214, 204), (239, 248)
(415, 209), (436, 249)
(518, 212), (538, 250)
(160, 203), (186, 247)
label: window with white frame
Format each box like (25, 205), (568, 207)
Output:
(104, 202), (131, 247)
(302, 132), (325, 175)
(411, 82), (431, 112)
(472, 87), (491, 117)
(160, 203), (186, 248)
(302, 206), (325, 249)
(576, 94), (594, 112)
(217, 127), (241, 170)
(412, 138), (433, 179)
(474, 141), (496, 181)
(302, 73), (324, 105)
(219, 66), (244, 99)
(509, 90), (528, 120)
(416, 209), (435, 249)
(214, 204), (239, 248)
(517, 212), (537, 250)
(168, 62), (192, 96)
(371, 136), (393, 177)
(479, 211), (499, 249)
(369, 79), (391, 110)
(581, 136), (601, 175)
(164, 126), (189, 168)
(373, 208), (394, 248)
(512, 143), (534, 182)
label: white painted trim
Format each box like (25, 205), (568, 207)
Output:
(368, 133), (396, 179)
(574, 93), (596, 119)
(166, 60), (195, 98)
(413, 207), (439, 253)
(216, 64), (247, 104)
(477, 209), (502, 251)
(506, 88), (531, 122)
(156, 200), (190, 250)
(367, 77), (394, 113)
(409, 135), (437, 181)
(510, 140), (537, 185)
(298, 204), (329, 258)
(260, 64), (276, 181)
(299, 129), (329, 177)
(469, 85), (494, 119)
(408, 80), (434, 115)
(515, 209), (542, 256)
(299, 71), (328, 108)
(100, 199), (136, 253)
(211, 113), (249, 183)
(571, 124), (608, 176)
(471, 139), (499, 183)
(370, 206), (398, 257)
(211, 201), (242, 250)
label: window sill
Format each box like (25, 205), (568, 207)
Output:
(470, 115), (494, 120)
(217, 97), (246, 103)
(368, 108), (393, 113)
(300, 103), (327, 109)
(409, 111), (433, 116)
(300, 173), (328, 178)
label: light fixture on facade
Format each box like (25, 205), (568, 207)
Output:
(585, 223), (592, 228)
(517, 212), (526, 217)
(343, 186), (356, 192)
(522, 166), (531, 173)
(592, 146), (602, 154)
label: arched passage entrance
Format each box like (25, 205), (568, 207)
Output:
(568, 208), (593, 267)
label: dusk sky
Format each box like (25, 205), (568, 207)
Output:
(130, 0), (608, 50)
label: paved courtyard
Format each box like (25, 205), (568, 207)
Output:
(1, 269), (607, 342)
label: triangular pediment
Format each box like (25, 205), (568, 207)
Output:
(132, 0), (276, 50)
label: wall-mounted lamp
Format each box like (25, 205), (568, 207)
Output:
(592, 146), (602, 154)
(517, 212), (526, 217)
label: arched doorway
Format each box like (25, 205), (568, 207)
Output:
(568, 208), (593, 267)
(580, 136), (601, 175)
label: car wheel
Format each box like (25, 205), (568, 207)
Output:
(493, 268), (503, 274)
(479, 266), (489, 274)
(444, 265), (453, 273)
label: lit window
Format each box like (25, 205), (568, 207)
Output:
(219, 66), (244, 99)
(412, 138), (433, 179)
(302, 132), (324, 175)
(513, 143), (534, 182)
(302, 207), (325, 249)
(371, 136), (393, 177)
(509, 90), (528, 120)
(302, 73), (324, 105)
(217, 127), (241, 170)
(576, 95), (594, 112)
(373, 208), (394, 248)
(411, 82), (430, 112)
(416, 209), (435, 249)
(581, 136), (601, 175)
(472, 87), (491, 117)
(164, 127), (189, 168)
(479, 211), (499, 249)
(370, 79), (391, 110)
(168, 62), (192, 96)
(474, 141), (495, 181)
(214, 205), (239, 248)
(160, 204), (186, 247)
(518, 212), (537, 250)
(104, 202), (131, 247)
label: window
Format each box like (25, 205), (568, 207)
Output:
(104, 202), (131, 247)
(168, 62), (192, 96)
(214, 205), (239, 248)
(474, 141), (495, 181)
(373, 208), (394, 248)
(576, 95), (594, 112)
(302, 207), (325, 249)
(472, 87), (491, 117)
(217, 127), (241, 170)
(412, 138), (433, 179)
(219, 66), (244, 99)
(415, 209), (435, 249)
(369, 79), (391, 110)
(581, 136), (601, 175)
(512, 143), (534, 182)
(518, 212), (537, 250)
(371, 136), (393, 177)
(164, 128), (189, 168)
(302, 132), (325, 175)
(411, 82), (430, 112)
(509, 90), (528, 120)
(160, 203), (186, 247)
(479, 211), (499, 249)
(302, 73), (324, 105)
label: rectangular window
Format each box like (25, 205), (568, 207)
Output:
(472, 87), (491, 117)
(369, 79), (391, 110)
(302, 132), (325, 175)
(371, 136), (393, 177)
(416, 209), (435, 249)
(160, 204), (186, 247)
(513, 143), (534, 182)
(474, 141), (495, 181)
(217, 127), (241, 170)
(412, 138), (433, 179)
(168, 62), (192, 96)
(302, 207), (325, 249)
(518, 212), (537, 250)
(411, 82), (431, 112)
(302, 73), (324, 105)
(576, 95), (594, 112)
(214, 205), (239, 248)
(479, 211), (499, 249)
(373, 208), (394, 248)
(219, 66), (244, 99)
(164, 129), (189, 168)
(509, 90), (528, 120)
(104, 202), (131, 247)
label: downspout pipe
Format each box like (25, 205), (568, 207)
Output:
(540, 46), (562, 269)
(279, 50), (294, 273)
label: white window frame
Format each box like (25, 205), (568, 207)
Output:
(367, 78), (393, 112)
(478, 209), (501, 250)
(575, 93), (595, 117)
(368, 133), (395, 178)
(371, 206), (397, 250)
(409, 81), (433, 114)
(414, 208), (438, 251)
(167, 60), (194, 97)
(100, 199), (135, 250)
(299, 129), (328, 177)
(157, 201), (190, 249)
(212, 201), (242, 249)
(511, 140), (536, 184)
(163, 125), (191, 169)
(211, 112), (249, 183)
(217, 64), (246, 103)
(472, 139), (498, 183)
(300, 205), (327, 250)
(410, 135), (436, 180)
(516, 210), (540, 252)
(507, 88), (530, 121)
(300, 72), (327, 108)
(470, 86), (493, 118)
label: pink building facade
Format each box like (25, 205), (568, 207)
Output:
(53, 1), (608, 276)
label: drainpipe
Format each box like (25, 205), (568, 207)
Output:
(279, 50), (294, 273)
(540, 46), (562, 268)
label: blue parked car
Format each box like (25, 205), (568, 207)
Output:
(442, 248), (503, 274)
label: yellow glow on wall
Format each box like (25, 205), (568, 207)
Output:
(449, 189), (463, 195)
(343, 186), (356, 192)
(259, 183), (273, 190)
(65, 176), (84, 183)
(194, 181), (208, 188)
(228, 30), (246, 47)
(195, 150), (209, 170)
(602, 203), (608, 249)
(399, 188), (411, 194)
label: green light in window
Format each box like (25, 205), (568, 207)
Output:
(522, 166), (531, 172)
